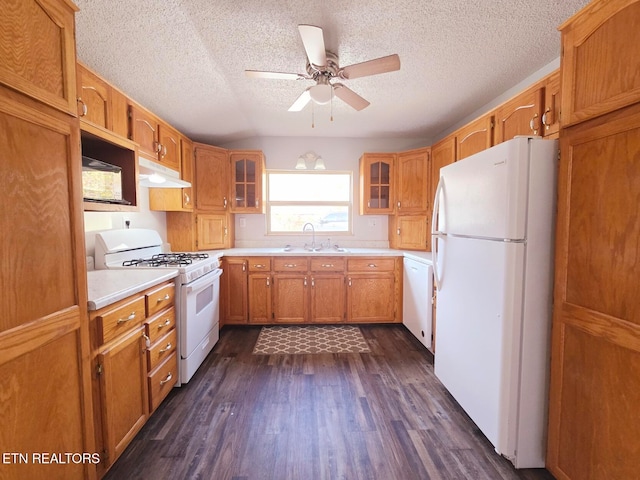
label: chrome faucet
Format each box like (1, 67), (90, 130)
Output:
(302, 222), (316, 251)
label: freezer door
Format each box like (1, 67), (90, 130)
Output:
(436, 137), (531, 240)
(434, 235), (525, 460)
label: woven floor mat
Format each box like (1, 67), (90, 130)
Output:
(252, 325), (371, 354)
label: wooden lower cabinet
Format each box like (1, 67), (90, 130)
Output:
(310, 274), (345, 323)
(248, 273), (272, 323)
(90, 281), (175, 476)
(96, 326), (148, 468)
(220, 255), (400, 325)
(272, 274), (308, 323)
(221, 258), (248, 325)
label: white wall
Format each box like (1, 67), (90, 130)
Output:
(83, 186), (167, 257)
(221, 136), (426, 248)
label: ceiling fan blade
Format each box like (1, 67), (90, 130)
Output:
(333, 83), (370, 111)
(288, 89), (312, 112)
(339, 54), (401, 80)
(245, 70), (306, 80)
(298, 25), (327, 68)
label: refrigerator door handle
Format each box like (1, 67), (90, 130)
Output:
(431, 176), (445, 290)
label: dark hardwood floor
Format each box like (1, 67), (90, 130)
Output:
(104, 325), (555, 480)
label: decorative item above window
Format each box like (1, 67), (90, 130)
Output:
(295, 151), (325, 170)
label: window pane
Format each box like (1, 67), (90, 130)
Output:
(269, 173), (350, 201)
(270, 205), (349, 233)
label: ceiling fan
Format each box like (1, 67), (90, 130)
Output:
(245, 25), (400, 112)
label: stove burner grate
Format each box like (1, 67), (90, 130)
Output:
(122, 252), (209, 268)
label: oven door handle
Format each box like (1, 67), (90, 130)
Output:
(185, 268), (223, 294)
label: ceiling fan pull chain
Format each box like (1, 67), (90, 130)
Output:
(330, 88), (334, 122)
(311, 101), (315, 128)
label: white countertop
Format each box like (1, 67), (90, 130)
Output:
(217, 247), (432, 264)
(87, 269), (179, 311)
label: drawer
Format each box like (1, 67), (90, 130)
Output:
(147, 328), (178, 372)
(148, 352), (178, 412)
(96, 296), (146, 345)
(310, 257), (345, 272)
(347, 258), (396, 272)
(247, 257), (271, 272)
(273, 257), (308, 272)
(146, 282), (175, 316)
(144, 306), (176, 344)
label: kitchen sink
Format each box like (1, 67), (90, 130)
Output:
(282, 245), (349, 253)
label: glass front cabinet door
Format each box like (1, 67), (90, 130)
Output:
(229, 150), (265, 213)
(359, 153), (395, 214)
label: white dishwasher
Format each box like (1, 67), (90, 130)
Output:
(402, 257), (433, 351)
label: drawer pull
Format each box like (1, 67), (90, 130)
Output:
(284, 264), (297, 268)
(159, 372), (173, 386)
(368, 263), (377, 268)
(157, 293), (170, 303)
(117, 312), (137, 324)
(159, 342), (172, 354)
(158, 319), (171, 329)
(320, 264), (334, 268)
(253, 264), (266, 268)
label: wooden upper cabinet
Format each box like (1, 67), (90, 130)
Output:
(0, 0), (78, 115)
(360, 153), (395, 214)
(229, 150), (265, 213)
(76, 62), (129, 139)
(430, 135), (456, 199)
(494, 84), (544, 144)
(541, 70), (561, 138)
(158, 122), (181, 172)
(559, 0), (640, 126)
(455, 114), (494, 161)
(130, 104), (180, 172)
(196, 213), (232, 250)
(194, 143), (229, 211)
(181, 137), (194, 210)
(130, 105), (160, 160)
(396, 147), (430, 214)
(389, 215), (429, 251)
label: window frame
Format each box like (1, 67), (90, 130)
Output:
(265, 169), (353, 235)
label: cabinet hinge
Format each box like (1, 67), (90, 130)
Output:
(272, 312), (275, 319)
(96, 363), (103, 376)
(102, 449), (109, 462)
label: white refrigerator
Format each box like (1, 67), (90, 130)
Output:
(431, 136), (558, 468)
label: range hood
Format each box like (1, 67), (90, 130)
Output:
(138, 156), (191, 188)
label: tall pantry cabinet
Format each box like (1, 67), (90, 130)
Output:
(546, 1), (640, 479)
(0, 1), (95, 480)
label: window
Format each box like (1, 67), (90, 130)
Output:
(267, 171), (352, 234)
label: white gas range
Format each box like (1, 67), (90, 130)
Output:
(94, 228), (222, 385)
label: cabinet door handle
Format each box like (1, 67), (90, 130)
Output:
(311, 278), (315, 287)
(529, 113), (539, 135)
(154, 141), (162, 154)
(266, 277), (270, 287)
(143, 334), (151, 349)
(117, 312), (137, 324)
(223, 197), (227, 209)
(242, 262), (246, 272)
(77, 98), (87, 117)
(161, 144), (167, 158)
(397, 201), (401, 208)
(157, 319), (171, 330)
(183, 192), (190, 205)
(159, 372), (173, 386)
(157, 293), (170, 303)
(348, 278), (352, 287)
(159, 342), (172, 354)
(304, 277), (308, 287)
(542, 107), (551, 129)
(368, 263), (377, 268)
(255, 199), (259, 208)
(397, 228), (401, 235)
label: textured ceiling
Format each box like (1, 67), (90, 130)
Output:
(74, 0), (590, 145)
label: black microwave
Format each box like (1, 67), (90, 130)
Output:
(81, 156), (131, 205)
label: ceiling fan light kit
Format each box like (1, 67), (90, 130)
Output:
(246, 24), (400, 118)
